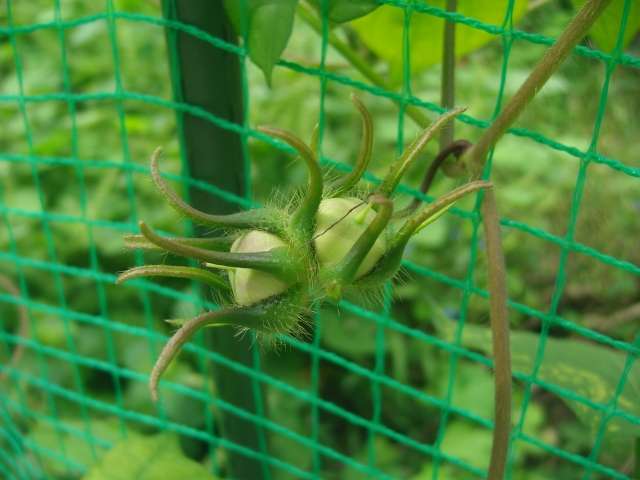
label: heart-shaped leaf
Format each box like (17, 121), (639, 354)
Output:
(224, 0), (298, 86)
(311, 0), (381, 23)
(350, 0), (529, 83)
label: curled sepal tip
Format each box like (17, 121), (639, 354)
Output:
(378, 107), (467, 198)
(149, 286), (307, 401)
(327, 94), (374, 197)
(258, 126), (323, 241)
(116, 265), (230, 291)
(138, 221), (304, 285)
(149, 147), (286, 233)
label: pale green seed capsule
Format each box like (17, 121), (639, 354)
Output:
(228, 230), (289, 306)
(313, 197), (386, 279)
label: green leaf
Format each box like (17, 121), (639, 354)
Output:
(312, 0), (381, 23)
(571, 0), (640, 53)
(434, 317), (640, 437)
(350, 0), (529, 83)
(29, 419), (130, 478)
(223, 0), (298, 86)
(82, 432), (221, 480)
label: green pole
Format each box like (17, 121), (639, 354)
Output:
(161, 2), (266, 479)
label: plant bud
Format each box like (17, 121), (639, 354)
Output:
(313, 197), (386, 279)
(228, 230), (289, 305)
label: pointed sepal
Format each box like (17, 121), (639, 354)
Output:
(356, 181), (492, 290)
(327, 94), (374, 196)
(377, 107), (467, 198)
(123, 234), (236, 252)
(149, 147), (287, 233)
(149, 284), (308, 400)
(138, 221), (304, 285)
(257, 126), (323, 241)
(116, 265), (230, 291)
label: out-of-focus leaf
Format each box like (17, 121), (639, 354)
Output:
(224, 0), (298, 85)
(30, 419), (129, 478)
(571, 0), (640, 53)
(351, 0), (529, 83)
(434, 316), (640, 437)
(312, 0), (381, 23)
(82, 432), (221, 480)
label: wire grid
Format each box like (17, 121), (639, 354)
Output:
(0, 0), (639, 479)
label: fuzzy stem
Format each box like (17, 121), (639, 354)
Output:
(329, 94), (374, 196)
(116, 265), (230, 291)
(295, 2), (431, 127)
(257, 126), (324, 240)
(138, 221), (303, 285)
(463, 0), (614, 171)
(461, 1), (614, 478)
(378, 107), (467, 198)
(149, 147), (286, 233)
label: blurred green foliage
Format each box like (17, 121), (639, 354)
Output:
(0, 0), (639, 479)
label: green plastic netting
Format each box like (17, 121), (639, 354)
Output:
(1, 0), (640, 479)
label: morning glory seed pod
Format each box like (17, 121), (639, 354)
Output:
(117, 95), (492, 400)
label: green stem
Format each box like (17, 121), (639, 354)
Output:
(440, 0), (457, 149)
(296, 2), (430, 127)
(459, 1), (614, 478)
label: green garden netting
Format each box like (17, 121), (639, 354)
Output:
(1, 0), (640, 479)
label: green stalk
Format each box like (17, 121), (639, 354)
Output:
(161, 2), (268, 477)
(440, 0), (457, 149)
(460, 1), (614, 478)
(296, 2), (431, 126)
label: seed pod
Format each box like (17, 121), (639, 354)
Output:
(228, 230), (290, 306)
(314, 197), (386, 280)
